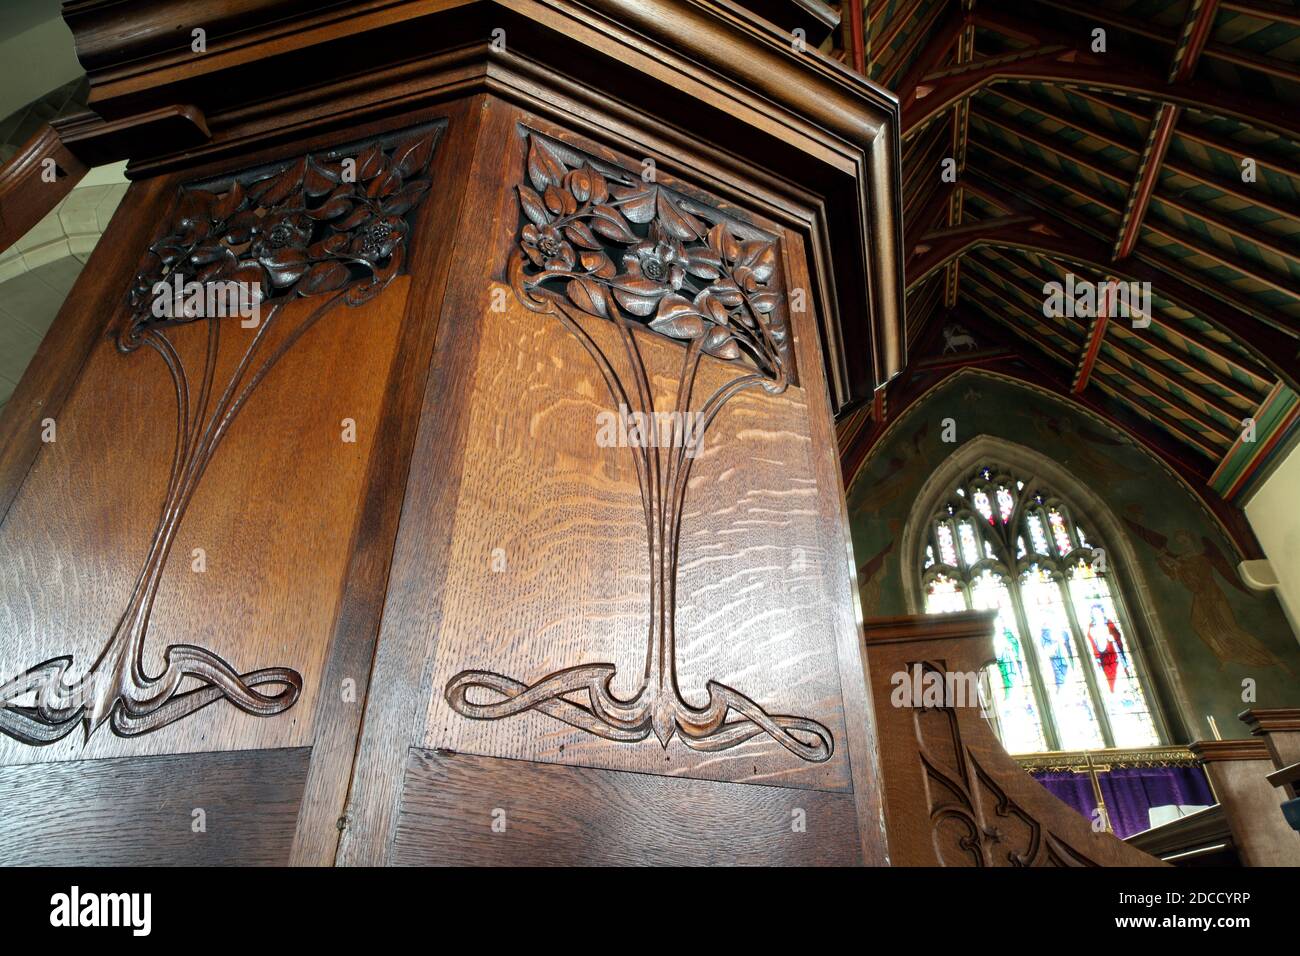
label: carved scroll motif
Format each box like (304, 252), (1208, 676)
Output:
(0, 122), (443, 745)
(444, 128), (832, 763)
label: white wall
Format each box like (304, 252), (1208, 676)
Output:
(1245, 440), (1300, 644)
(0, 12), (81, 120)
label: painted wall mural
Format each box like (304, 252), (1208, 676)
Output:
(847, 371), (1300, 741)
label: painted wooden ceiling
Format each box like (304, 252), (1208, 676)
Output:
(829, 0), (1300, 518)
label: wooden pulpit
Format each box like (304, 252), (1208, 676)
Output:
(0, 0), (904, 865)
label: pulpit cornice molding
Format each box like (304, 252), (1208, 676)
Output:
(57, 0), (905, 406)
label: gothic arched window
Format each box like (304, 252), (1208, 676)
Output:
(920, 464), (1163, 754)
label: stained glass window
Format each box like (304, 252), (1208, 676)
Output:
(920, 464), (1163, 753)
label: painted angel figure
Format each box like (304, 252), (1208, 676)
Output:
(1124, 517), (1293, 674)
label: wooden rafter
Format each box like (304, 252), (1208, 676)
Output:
(1073, 283), (1110, 394)
(1113, 104), (1180, 260)
(990, 245), (1275, 394)
(978, 245), (1270, 402)
(959, 296), (1230, 458)
(1220, 0), (1300, 28)
(902, 9), (1300, 141)
(919, 171), (1300, 390)
(967, 154), (1300, 334)
(991, 87), (1300, 224)
(1035, 0), (1300, 85)
(970, 105), (1300, 280)
(894, 4), (966, 126)
(847, 0), (866, 74)
(1113, 0), (1220, 259)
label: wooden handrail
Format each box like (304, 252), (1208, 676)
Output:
(863, 610), (1163, 866)
(0, 124), (87, 256)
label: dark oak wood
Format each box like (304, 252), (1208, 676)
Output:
(863, 611), (1163, 866)
(392, 747), (861, 866)
(0, 747), (309, 866)
(55, 0), (905, 412)
(339, 99), (885, 865)
(0, 174), (173, 524)
(1, 0), (902, 867)
(290, 97), (487, 866)
(1125, 804), (1239, 866)
(1190, 736), (1300, 865)
(0, 125), (87, 255)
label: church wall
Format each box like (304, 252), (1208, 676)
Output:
(1245, 441), (1300, 642)
(846, 370), (1300, 743)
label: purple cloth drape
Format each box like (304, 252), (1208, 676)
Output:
(1030, 765), (1214, 839)
(1098, 765), (1214, 838)
(1031, 770), (1099, 822)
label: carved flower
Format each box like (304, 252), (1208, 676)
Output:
(250, 210), (313, 259)
(350, 214), (408, 261)
(521, 223), (576, 271)
(624, 232), (687, 292)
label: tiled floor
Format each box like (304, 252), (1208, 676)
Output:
(0, 178), (127, 410)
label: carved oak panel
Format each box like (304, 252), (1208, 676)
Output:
(0, 122), (442, 762)
(400, 115), (854, 791)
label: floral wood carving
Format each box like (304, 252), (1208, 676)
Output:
(444, 128), (831, 763)
(0, 122), (443, 746)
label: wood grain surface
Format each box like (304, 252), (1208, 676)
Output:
(339, 99), (883, 865)
(0, 747), (309, 865)
(0, 264), (408, 764)
(392, 747), (860, 866)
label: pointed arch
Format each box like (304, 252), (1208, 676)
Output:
(901, 435), (1194, 745)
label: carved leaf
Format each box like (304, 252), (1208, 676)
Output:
(221, 210), (259, 245)
(565, 166), (607, 204)
(251, 158), (305, 208)
(544, 185), (577, 216)
(590, 204), (636, 242)
(527, 137), (566, 191)
(564, 221), (603, 250)
(188, 240), (228, 266)
(612, 288), (661, 317)
(306, 188), (354, 221)
(303, 160), (337, 198)
(656, 191), (704, 240)
(567, 277), (610, 317)
(518, 185), (552, 227)
(708, 222), (740, 262)
(355, 144), (385, 181)
(703, 324), (740, 359)
(299, 261), (350, 295)
(261, 247), (309, 288)
(685, 248), (722, 280)
(382, 178), (431, 216)
(211, 181), (245, 222)
(392, 132), (434, 177)
(648, 293), (706, 338)
(580, 250), (617, 278)
(334, 206), (372, 231)
(367, 167), (403, 199)
(741, 240), (777, 282)
(611, 184), (657, 223)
